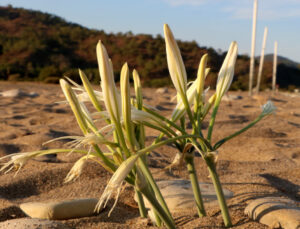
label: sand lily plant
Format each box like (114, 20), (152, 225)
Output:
(1, 39), (199, 229)
(142, 24), (275, 227)
(142, 24), (276, 227)
(0, 24), (276, 228)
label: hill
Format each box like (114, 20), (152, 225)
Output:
(264, 54), (300, 69)
(0, 5), (300, 90)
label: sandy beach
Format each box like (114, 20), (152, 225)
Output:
(0, 81), (299, 228)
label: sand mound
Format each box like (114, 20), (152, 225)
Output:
(0, 82), (300, 228)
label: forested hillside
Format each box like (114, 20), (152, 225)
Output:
(0, 5), (299, 89)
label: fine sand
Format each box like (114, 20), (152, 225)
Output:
(0, 81), (299, 228)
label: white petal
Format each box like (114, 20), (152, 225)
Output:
(95, 153), (141, 214)
(164, 24), (187, 96)
(171, 69), (210, 121)
(261, 100), (276, 116)
(96, 41), (121, 123)
(216, 42), (238, 99)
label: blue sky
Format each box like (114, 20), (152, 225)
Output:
(1, 0), (300, 62)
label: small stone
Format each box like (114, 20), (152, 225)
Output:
(155, 87), (168, 94)
(135, 179), (233, 213)
(222, 94), (243, 102)
(20, 198), (99, 220)
(0, 218), (70, 229)
(245, 197), (300, 228)
(28, 92), (39, 98)
(0, 89), (24, 98)
(0, 89), (39, 98)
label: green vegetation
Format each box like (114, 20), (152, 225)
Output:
(0, 5), (299, 89)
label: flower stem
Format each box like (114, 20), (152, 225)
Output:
(143, 106), (185, 133)
(138, 158), (174, 223)
(205, 158), (232, 227)
(140, 183), (176, 229)
(207, 102), (219, 143)
(185, 156), (206, 217)
(152, 208), (162, 226)
(135, 188), (147, 218)
(92, 144), (116, 171)
(213, 115), (263, 149)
